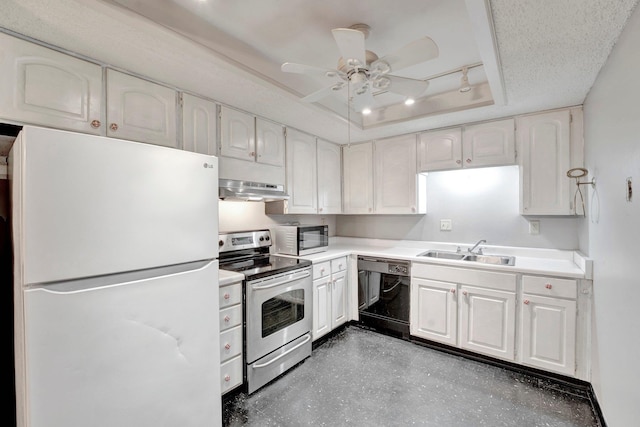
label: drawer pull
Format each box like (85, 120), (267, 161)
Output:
(224, 343), (231, 350)
(545, 284), (553, 289)
(224, 316), (230, 323)
(90, 119), (101, 128)
(224, 375), (231, 382)
(450, 289), (456, 294)
(224, 293), (230, 300)
(523, 300), (530, 305)
(109, 123), (118, 131)
(462, 291), (468, 296)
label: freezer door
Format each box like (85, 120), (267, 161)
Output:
(12, 126), (218, 284)
(17, 260), (221, 427)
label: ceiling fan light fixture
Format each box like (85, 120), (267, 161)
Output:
(459, 66), (471, 93)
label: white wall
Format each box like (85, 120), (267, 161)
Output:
(582, 3), (640, 425)
(337, 166), (582, 249)
(219, 200), (336, 236)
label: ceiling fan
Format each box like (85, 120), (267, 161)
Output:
(281, 24), (439, 112)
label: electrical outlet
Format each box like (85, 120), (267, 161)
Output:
(440, 219), (452, 231)
(529, 220), (540, 235)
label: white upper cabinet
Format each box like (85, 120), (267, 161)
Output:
(256, 118), (285, 167)
(418, 128), (462, 171)
(462, 119), (515, 168)
(317, 139), (342, 214)
(343, 142), (374, 214)
(181, 93), (217, 155)
(219, 106), (256, 161)
(375, 135), (418, 214)
(106, 69), (177, 147)
(219, 106), (285, 167)
(286, 129), (318, 214)
(0, 32), (103, 135)
(517, 108), (576, 215)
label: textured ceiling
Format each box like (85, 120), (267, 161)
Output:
(0, 0), (638, 144)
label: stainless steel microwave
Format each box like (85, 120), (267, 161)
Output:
(274, 225), (328, 256)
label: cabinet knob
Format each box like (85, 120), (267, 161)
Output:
(320, 268), (325, 273)
(249, 151), (255, 157)
(462, 291), (468, 296)
(524, 300), (530, 305)
(109, 123), (118, 131)
(319, 208), (323, 212)
(368, 208), (372, 212)
(224, 316), (230, 323)
(90, 119), (101, 129)
(224, 375), (231, 382)
(466, 158), (472, 164)
(450, 289), (456, 294)
(456, 159), (462, 164)
(338, 264), (343, 269)
(411, 207), (416, 213)
(224, 293), (230, 300)
(224, 343), (231, 350)
(545, 284), (553, 289)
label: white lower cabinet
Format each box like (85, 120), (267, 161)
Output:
(312, 257), (348, 340)
(219, 280), (243, 395)
(520, 275), (577, 376)
(411, 264), (517, 362)
(459, 285), (516, 361)
(411, 263), (586, 378)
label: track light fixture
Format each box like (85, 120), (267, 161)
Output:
(459, 66), (471, 93)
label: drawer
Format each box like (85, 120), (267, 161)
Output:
(221, 355), (243, 395)
(220, 325), (243, 363)
(220, 304), (242, 331)
(219, 282), (242, 309)
(313, 261), (331, 279)
(522, 275), (577, 299)
(331, 257), (348, 273)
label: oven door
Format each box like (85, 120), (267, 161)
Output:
(245, 267), (312, 363)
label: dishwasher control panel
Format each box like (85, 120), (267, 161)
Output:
(388, 263), (409, 275)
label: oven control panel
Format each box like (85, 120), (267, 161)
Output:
(219, 230), (271, 253)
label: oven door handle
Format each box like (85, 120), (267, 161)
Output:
(251, 270), (311, 290)
(252, 334), (311, 369)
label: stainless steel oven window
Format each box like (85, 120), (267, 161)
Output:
(261, 289), (305, 338)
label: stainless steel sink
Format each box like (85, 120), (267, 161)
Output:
(418, 250), (515, 266)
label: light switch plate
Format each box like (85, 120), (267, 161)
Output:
(440, 219), (452, 231)
(529, 220), (540, 235)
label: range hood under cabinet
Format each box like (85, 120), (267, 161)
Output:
(218, 179), (289, 202)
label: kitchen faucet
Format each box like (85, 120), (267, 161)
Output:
(468, 239), (487, 254)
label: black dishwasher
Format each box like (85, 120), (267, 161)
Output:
(357, 256), (410, 339)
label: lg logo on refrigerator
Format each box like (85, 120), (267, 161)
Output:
(203, 163), (215, 169)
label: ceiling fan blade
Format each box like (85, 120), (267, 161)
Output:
(385, 75), (430, 98)
(350, 87), (376, 113)
(331, 28), (366, 67)
(373, 36), (439, 73)
(281, 62), (343, 79)
(301, 83), (345, 103)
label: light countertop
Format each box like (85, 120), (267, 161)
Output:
(219, 268), (244, 286)
(295, 237), (592, 280)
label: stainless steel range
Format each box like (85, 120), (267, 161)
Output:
(218, 229), (312, 394)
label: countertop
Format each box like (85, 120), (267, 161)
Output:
(219, 268), (244, 286)
(294, 237), (592, 280)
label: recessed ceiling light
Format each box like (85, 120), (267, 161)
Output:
(362, 108), (372, 115)
(404, 98), (415, 106)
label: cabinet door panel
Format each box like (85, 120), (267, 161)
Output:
(317, 140), (342, 214)
(286, 129), (317, 213)
(521, 294), (576, 376)
(182, 93), (217, 155)
(459, 285), (515, 361)
(343, 142), (374, 214)
(410, 278), (457, 346)
(219, 106), (255, 161)
(106, 69), (177, 147)
(518, 109), (572, 215)
(418, 128), (462, 171)
(462, 119), (515, 167)
(0, 32), (102, 134)
(256, 118), (284, 166)
(331, 271), (348, 329)
(313, 277), (331, 340)
(375, 135), (417, 214)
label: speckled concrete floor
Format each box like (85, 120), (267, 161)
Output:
(223, 325), (599, 427)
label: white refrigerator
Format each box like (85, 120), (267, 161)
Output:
(10, 126), (221, 427)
